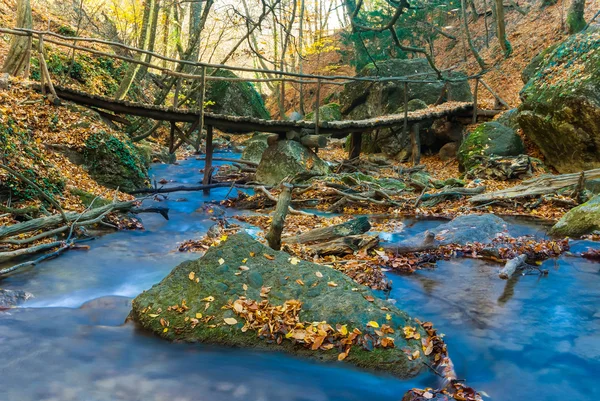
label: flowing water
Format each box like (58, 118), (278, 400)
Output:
(0, 154), (598, 401)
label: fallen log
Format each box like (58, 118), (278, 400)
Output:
(196, 157), (259, 167)
(418, 186), (485, 206)
(470, 168), (600, 203)
(283, 216), (371, 244)
(0, 201), (169, 240)
(498, 254), (527, 279)
(300, 135), (328, 148)
(309, 234), (379, 256)
(129, 182), (253, 194)
(266, 183), (293, 251)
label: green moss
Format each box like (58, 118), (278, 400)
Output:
(69, 188), (112, 208)
(0, 120), (64, 201)
(305, 103), (342, 122)
(131, 233), (427, 378)
(457, 122), (524, 171)
(57, 25), (77, 37)
(205, 69), (270, 120)
(84, 131), (149, 192)
(550, 195), (600, 237)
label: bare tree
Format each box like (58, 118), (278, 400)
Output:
(495, 0), (512, 56)
(2, 0), (32, 77)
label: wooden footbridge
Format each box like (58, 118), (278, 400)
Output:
(1, 27), (503, 188)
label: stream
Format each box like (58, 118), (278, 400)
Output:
(0, 154), (599, 401)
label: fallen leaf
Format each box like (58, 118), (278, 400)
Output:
(188, 271), (195, 280)
(242, 283), (248, 291)
(239, 265), (250, 271)
(367, 321), (379, 328)
(327, 281), (338, 287)
(315, 271), (323, 278)
(224, 317), (238, 325)
(195, 313), (203, 319)
(296, 279), (305, 286)
(289, 257), (300, 265)
(365, 295), (375, 302)
(264, 253), (275, 260)
(202, 296), (215, 302)
(218, 258), (225, 265)
(148, 314), (159, 318)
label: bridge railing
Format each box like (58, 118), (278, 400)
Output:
(0, 27), (508, 144)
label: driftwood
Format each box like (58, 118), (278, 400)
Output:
(466, 154), (538, 180)
(283, 216), (371, 244)
(470, 168), (600, 203)
(255, 186), (313, 216)
(417, 186), (485, 206)
(266, 183), (293, 250)
(197, 157), (259, 167)
(498, 254), (527, 279)
(309, 234), (379, 256)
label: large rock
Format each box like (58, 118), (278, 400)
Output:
(205, 70), (270, 120)
(131, 233), (428, 378)
(241, 134), (270, 164)
(458, 122), (525, 171)
(494, 108), (520, 132)
(339, 59), (472, 158)
(394, 214), (508, 251)
(518, 30), (600, 173)
(550, 195), (600, 237)
(255, 140), (329, 185)
(305, 103), (342, 122)
(83, 131), (149, 193)
(0, 289), (33, 308)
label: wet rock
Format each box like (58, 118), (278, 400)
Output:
(457, 122), (525, 172)
(0, 289), (33, 308)
(135, 140), (176, 165)
(550, 195), (600, 237)
(439, 142), (459, 161)
(241, 134), (270, 164)
(131, 232), (428, 378)
(518, 31), (600, 173)
(395, 214), (508, 250)
(494, 108), (521, 132)
(255, 140), (329, 185)
(521, 43), (559, 84)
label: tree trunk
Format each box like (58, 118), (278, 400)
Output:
(188, 0), (204, 62)
(114, 0), (155, 100)
(567, 0), (586, 33)
(2, 0), (32, 77)
(461, 0), (487, 70)
(495, 0), (512, 56)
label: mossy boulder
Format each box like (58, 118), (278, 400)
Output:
(255, 140), (329, 185)
(494, 108), (521, 131)
(305, 103), (342, 122)
(131, 232), (428, 378)
(521, 43), (559, 84)
(518, 30), (600, 173)
(457, 122), (525, 171)
(241, 134), (270, 164)
(397, 99), (428, 113)
(83, 131), (149, 193)
(550, 195), (600, 237)
(204, 70), (270, 121)
(339, 58), (472, 121)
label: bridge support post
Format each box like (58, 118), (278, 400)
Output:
(411, 123), (421, 166)
(202, 125), (214, 195)
(314, 78), (321, 136)
(196, 66), (206, 152)
(472, 78), (479, 124)
(349, 133), (362, 160)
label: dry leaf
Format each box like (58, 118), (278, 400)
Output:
(224, 317), (238, 325)
(315, 271), (323, 278)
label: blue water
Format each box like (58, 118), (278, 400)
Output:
(0, 154), (598, 401)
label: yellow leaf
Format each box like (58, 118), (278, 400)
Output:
(250, 252), (255, 257)
(289, 257), (300, 265)
(296, 279), (305, 286)
(202, 296), (215, 302)
(339, 325), (348, 335)
(327, 281), (338, 287)
(386, 314), (392, 321)
(148, 314), (159, 318)
(220, 235), (228, 242)
(367, 321), (379, 328)
(315, 271), (323, 278)
(195, 313), (203, 319)
(242, 258), (248, 263)
(163, 328), (168, 333)
(264, 253), (275, 260)
(188, 271), (195, 280)
(223, 317), (238, 325)
(218, 258), (225, 265)
(242, 283), (248, 291)
(239, 265), (250, 271)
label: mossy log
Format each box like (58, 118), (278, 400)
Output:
(308, 234), (379, 256)
(283, 216), (371, 244)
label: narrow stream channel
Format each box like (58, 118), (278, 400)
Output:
(0, 154), (598, 401)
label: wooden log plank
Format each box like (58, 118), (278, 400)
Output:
(499, 254), (527, 279)
(202, 125), (214, 194)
